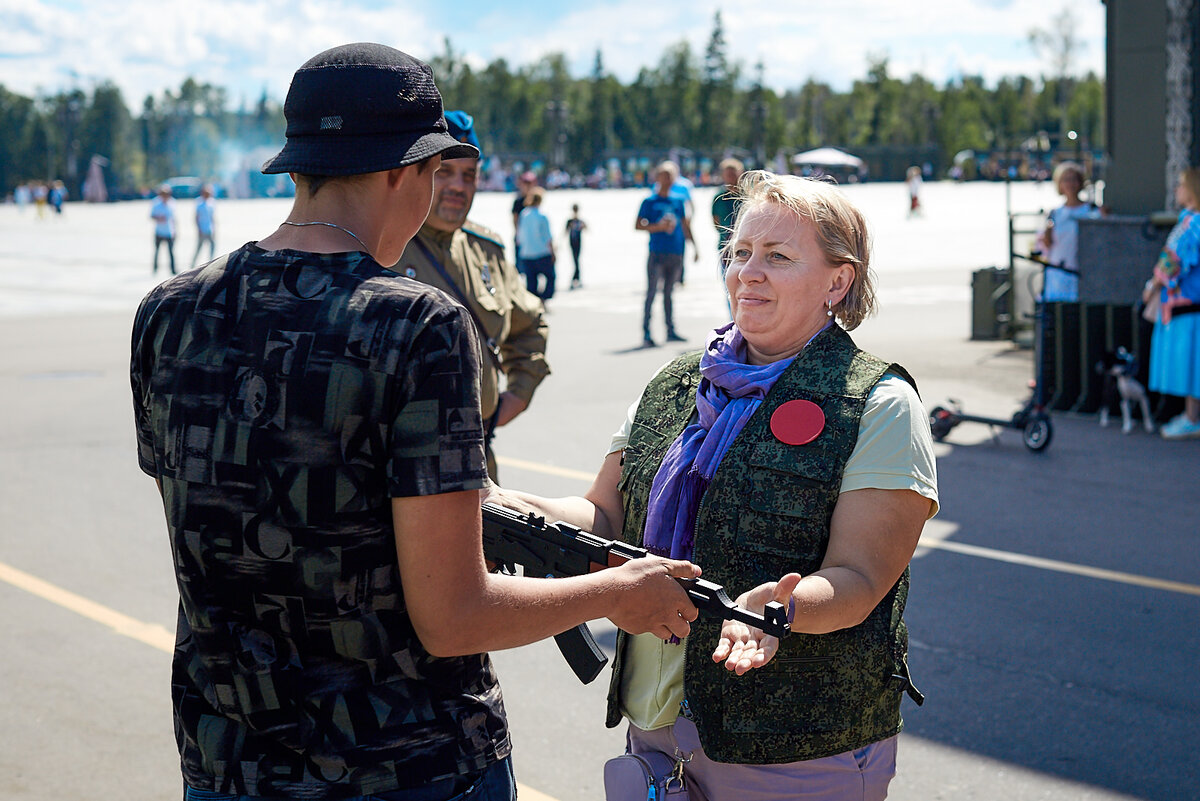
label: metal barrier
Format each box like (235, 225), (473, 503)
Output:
(1008, 211), (1046, 346)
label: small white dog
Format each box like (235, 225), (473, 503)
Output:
(1096, 347), (1155, 434)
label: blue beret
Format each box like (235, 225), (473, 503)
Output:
(443, 110), (481, 157)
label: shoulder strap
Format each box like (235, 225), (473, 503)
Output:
(411, 236), (501, 366)
(462, 220), (505, 249)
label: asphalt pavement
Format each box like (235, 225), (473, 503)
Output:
(0, 188), (1196, 800)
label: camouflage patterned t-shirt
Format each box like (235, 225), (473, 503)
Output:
(131, 244), (505, 798)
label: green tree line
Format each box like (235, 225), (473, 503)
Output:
(0, 77), (286, 200)
(0, 13), (1103, 198)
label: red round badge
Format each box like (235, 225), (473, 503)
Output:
(770, 400), (825, 445)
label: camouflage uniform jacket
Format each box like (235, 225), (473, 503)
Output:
(607, 325), (923, 764)
(393, 222), (550, 421)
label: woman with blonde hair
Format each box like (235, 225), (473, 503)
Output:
(1036, 160), (1101, 301)
(517, 185), (556, 300)
(491, 171), (938, 799)
(1145, 167), (1200, 439)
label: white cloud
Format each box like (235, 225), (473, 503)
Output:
(0, 0), (1105, 104)
(440, 0), (1104, 93)
(0, 0), (442, 102)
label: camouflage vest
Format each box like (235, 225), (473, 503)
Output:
(606, 325), (923, 763)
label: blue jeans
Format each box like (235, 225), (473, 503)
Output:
(184, 756), (515, 801)
(523, 254), (556, 300)
(154, 235), (176, 275)
(643, 250), (683, 336)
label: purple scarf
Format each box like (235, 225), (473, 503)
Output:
(641, 323), (797, 561)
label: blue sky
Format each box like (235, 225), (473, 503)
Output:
(0, 0), (1105, 105)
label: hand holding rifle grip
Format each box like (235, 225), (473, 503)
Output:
(478, 503), (791, 684)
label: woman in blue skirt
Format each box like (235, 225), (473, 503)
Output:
(1146, 167), (1200, 439)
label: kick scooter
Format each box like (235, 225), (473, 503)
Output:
(928, 253), (1064, 452)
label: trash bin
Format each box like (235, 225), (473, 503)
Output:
(971, 267), (1011, 340)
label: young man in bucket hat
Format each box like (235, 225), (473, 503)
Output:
(131, 43), (699, 801)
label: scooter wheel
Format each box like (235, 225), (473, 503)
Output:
(1022, 414), (1053, 451)
(929, 406), (955, 441)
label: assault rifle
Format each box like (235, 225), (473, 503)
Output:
(481, 502), (790, 684)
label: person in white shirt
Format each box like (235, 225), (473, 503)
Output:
(1036, 161), (1102, 301)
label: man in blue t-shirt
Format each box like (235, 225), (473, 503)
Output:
(636, 161), (697, 347)
(191, 183), (217, 268)
(149, 185), (176, 275)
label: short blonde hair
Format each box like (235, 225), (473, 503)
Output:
(1052, 161), (1087, 187)
(656, 161), (679, 180)
(1179, 167), (1200, 206)
(725, 170), (877, 330)
(524, 186), (546, 207)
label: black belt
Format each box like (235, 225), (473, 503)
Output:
(485, 411), (499, 449)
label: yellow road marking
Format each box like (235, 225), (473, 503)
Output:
(0, 560), (175, 652)
(500, 455), (1200, 598)
(0, 557), (558, 800)
(514, 784), (559, 801)
(4, 520), (1196, 801)
(497, 455), (595, 482)
(918, 537), (1200, 596)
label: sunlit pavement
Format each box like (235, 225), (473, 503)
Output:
(1, 181), (1195, 800)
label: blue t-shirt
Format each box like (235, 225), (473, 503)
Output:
(670, 178), (693, 207)
(639, 193), (687, 255)
(195, 198), (215, 236)
(516, 207), (553, 259)
(150, 198), (175, 238)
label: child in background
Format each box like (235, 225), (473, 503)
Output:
(565, 204), (587, 289)
(1036, 161), (1101, 301)
(906, 166), (923, 217)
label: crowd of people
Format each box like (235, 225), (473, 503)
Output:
(10, 180), (68, 218)
(129, 42), (941, 801)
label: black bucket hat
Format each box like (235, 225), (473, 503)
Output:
(261, 43), (479, 176)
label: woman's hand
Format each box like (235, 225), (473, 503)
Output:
(1154, 252), (1180, 286)
(1143, 276), (1160, 304)
(712, 573), (802, 675)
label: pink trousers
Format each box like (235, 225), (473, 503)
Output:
(626, 716), (897, 801)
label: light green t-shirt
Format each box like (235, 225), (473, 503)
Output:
(608, 373), (939, 731)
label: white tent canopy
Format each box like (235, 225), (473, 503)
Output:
(791, 147), (865, 169)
